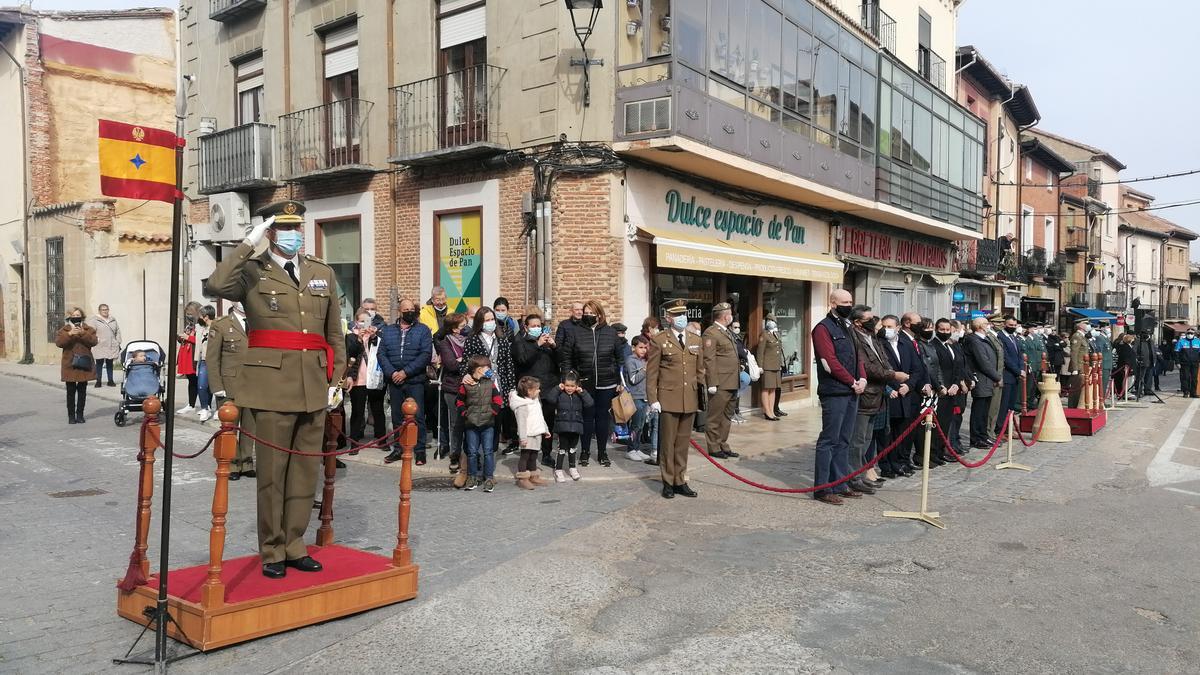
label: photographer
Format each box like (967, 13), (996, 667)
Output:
(55, 307), (98, 424)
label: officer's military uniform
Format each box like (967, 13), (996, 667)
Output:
(1093, 326), (1113, 400)
(985, 317), (1005, 433)
(206, 200), (347, 565)
(1023, 327), (1045, 407)
(647, 300), (705, 495)
(205, 311), (255, 475)
(1067, 320), (1091, 408)
(702, 303), (741, 460)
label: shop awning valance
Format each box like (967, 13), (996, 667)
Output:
(954, 279), (1009, 288)
(638, 225), (843, 283)
(928, 273), (959, 285)
(1066, 307), (1117, 321)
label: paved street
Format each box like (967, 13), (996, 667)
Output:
(1, 367), (1199, 673)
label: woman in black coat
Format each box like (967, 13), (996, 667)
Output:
(459, 307), (515, 454)
(557, 299), (623, 467)
(512, 313), (559, 465)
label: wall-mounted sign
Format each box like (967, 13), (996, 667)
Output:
(837, 224), (953, 272)
(436, 210), (482, 313)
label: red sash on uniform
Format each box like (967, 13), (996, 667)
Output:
(248, 329), (334, 380)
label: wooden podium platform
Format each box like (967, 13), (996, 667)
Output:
(1022, 408), (1106, 435)
(117, 399), (420, 652)
(117, 546), (417, 651)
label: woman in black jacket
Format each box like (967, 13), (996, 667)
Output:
(459, 308), (515, 454)
(512, 313), (559, 466)
(557, 299), (623, 466)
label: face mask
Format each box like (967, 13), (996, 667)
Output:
(953, 330), (965, 341)
(1016, 327), (1026, 335)
(366, 310), (377, 318)
(1091, 329), (1099, 337)
(459, 326), (471, 336)
(495, 310), (508, 322)
(274, 229), (303, 257)
(731, 326), (740, 335)
(920, 329), (935, 340)
(401, 310), (418, 325)
(581, 315), (598, 328)
(766, 321), (777, 331)
(834, 305), (852, 319)
(1004, 326), (1017, 334)
(937, 332), (952, 342)
(433, 301), (446, 311)
(672, 315), (688, 330)
(862, 319), (878, 333)
(527, 326), (543, 339)
(884, 328), (897, 341)
(482, 320), (497, 334)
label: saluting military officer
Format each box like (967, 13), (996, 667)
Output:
(702, 302), (742, 460)
(207, 200), (347, 579)
(205, 301), (255, 480)
(647, 299), (705, 499)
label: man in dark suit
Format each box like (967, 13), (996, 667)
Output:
(995, 315), (1024, 436)
(930, 318), (966, 463)
(964, 317), (1001, 449)
(879, 314), (929, 477)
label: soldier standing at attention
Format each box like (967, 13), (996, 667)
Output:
(647, 300), (705, 499)
(207, 200), (347, 579)
(1067, 319), (1091, 408)
(702, 302), (742, 460)
(1023, 323), (1045, 408)
(205, 302), (256, 481)
(1093, 322), (1114, 402)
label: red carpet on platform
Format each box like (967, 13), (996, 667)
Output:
(145, 545), (395, 605)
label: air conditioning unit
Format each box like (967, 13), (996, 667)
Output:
(623, 97), (671, 135)
(201, 192), (250, 243)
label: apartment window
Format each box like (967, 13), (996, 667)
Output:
(317, 217), (362, 323)
(323, 22), (360, 164)
(916, 10), (931, 81)
(1021, 206), (1034, 253)
(1044, 216), (1055, 253)
(439, 1), (487, 147)
(234, 53), (264, 125)
(46, 237), (64, 340)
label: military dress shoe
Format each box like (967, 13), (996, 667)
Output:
(725, 450), (740, 458)
(661, 483), (675, 499)
(673, 484), (698, 498)
(710, 450), (733, 459)
(643, 457), (659, 466)
(228, 471), (241, 481)
(285, 556), (323, 572)
(262, 562), (286, 579)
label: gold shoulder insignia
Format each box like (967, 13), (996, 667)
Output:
(304, 254), (328, 265)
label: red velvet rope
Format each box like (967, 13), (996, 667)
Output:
(1012, 408), (1048, 448)
(935, 410), (1010, 468)
(688, 407), (933, 494)
(138, 414), (414, 460)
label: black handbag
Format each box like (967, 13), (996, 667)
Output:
(70, 353), (94, 371)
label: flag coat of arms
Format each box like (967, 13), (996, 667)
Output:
(98, 120), (180, 203)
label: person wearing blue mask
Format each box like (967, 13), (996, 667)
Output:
(512, 313), (559, 466)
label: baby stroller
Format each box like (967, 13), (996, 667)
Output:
(115, 340), (166, 427)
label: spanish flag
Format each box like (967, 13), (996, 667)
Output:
(98, 120), (180, 203)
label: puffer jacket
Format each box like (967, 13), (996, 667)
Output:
(558, 322), (623, 389)
(377, 321), (433, 384)
(512, 334), (559, 402)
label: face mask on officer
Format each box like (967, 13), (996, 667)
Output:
(273, 229), (303, 257)
(672, 315), (688, 331)
(766, 320), (777, 332)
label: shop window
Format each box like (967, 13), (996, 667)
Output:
(317, 218), (361, 323)
(878, 287), (905, 320)
(763, 281), (808, 377)
(436, 210), (484, 313)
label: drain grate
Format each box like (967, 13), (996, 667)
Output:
(410, 477), (458, 492)
(48, 488), (108, 498)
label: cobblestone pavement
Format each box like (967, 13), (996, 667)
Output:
(1, 365), (1197, 673)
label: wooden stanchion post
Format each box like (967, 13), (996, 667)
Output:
(316, 407), (344, 547)
(393, 398), (417, 567)
(136, 397), (161, 578)
(201, 402), (238, 610)
(883, 411), (945, 529)
(1092, 354), (1103, 413)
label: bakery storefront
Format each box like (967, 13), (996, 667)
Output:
(836, 220), (958, 320)
(623, 169), (841, 404)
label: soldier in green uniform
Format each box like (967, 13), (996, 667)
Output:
(205, 302), (255, 480)
(1093, 321), (1114, 403)
(702, 302), (742, 461)
(207, 200), (347, 579)
(647, 300), (705, 499)
(1067, 318), (1091, 408)
(1023, 323), (1045, 409)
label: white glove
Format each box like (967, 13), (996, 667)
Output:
(244, 216), (274, 247)
(214, 390), (226, 398)
(327, 385), (343, 410)
(707, 386), (717, 395)
(650, 402), (662, 413)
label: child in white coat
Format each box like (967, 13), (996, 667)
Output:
(508, 376), (551, 489)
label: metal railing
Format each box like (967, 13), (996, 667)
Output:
(860, 3), (897, 54)
(1064, 226), (1089, 252)
(1021, 246), (1048, 277)
(1045, 253), (1067, 280)
(209, 0), (265, 21)
(279, 99), (373, 179)
(390, 63), (505, 161)
(1166, 303), (1188, 320)
(1061, 282), (1088, 307)
(198, 123), (275, 195)
(1087, 178), (1101, 199)
(954, 237), (1001, 276)
(918, 47), (946, 90)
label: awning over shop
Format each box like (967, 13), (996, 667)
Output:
(1022, 297), (1055, 304)
(954, 279), (1009, 288)
(638, 225), (844, 283)
(1066, 307), (1117, 321)
(928, 273), (959, 285)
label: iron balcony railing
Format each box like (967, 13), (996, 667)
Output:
(279, 99), (373, 179)
(918, 47), (946, 91)
(1166, 303), (1188, 320)
(1063, 226), (1089, 252)
(1045, 253), (1068, 280)
(954, 237), (1001, 276)
(390, 63), (505, 163)
(1022, 246), (1048, 277)
(198, 123), (275, 195)
(860, 3), (897, 54)
(209, 0), (265, 22)
(1062, 282), (1088, 307)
